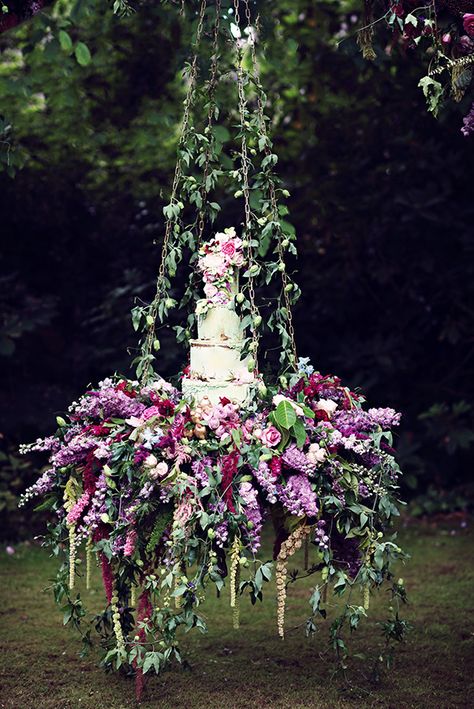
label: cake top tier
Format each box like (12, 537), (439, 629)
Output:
(197, 228), (244, 307)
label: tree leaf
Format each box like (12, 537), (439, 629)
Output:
(75, 42), (92, 67)
(274, 400), (297, 429)
(59, 30), (73, 52)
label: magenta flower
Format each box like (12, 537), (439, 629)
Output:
(463, 13), (474, 38)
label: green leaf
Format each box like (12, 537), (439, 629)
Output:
(292, 416), (307, 448)
(59, 30), (73, 52)
(75, 42), (92, 67)
(274, 400), (297, 429)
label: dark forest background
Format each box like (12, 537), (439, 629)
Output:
(1, 0), (473, 538)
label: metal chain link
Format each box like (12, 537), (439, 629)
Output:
(233, 0), (261, 372)
(141, 0), (208, 383)
(243, 1), (298, 369)
(196, 0), (222, 247)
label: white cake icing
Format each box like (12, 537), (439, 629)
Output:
(196, 302), (243, 342)
(182, 268), (255, 406)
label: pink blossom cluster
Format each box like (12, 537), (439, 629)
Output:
(197, 228), (244, 305)
(202, 399), (240, 439)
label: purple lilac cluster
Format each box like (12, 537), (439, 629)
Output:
(461, 102), (474, 137)
(282, 444), (316, 475)
(51, 435), (97, 468)
(332, 407), (400, 436)
(314, 520), (329, 550)
(278, 475), (318, 518)
(239, 482), (263, 552)
(252, 461), (278, 503)
(191, 457), (212, 488)
(19, 436), (61, 455)
(79, 472), (108, 538)
(18, 468), (56, 506)
(71, 379), (146, 421)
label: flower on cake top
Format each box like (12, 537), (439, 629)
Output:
(197, 228), (244, 306)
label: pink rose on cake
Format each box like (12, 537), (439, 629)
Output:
(204, 283), (219, 300)
(221, 240), (236, 259)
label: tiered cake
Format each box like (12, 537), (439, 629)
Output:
(182, 229), (255, 406)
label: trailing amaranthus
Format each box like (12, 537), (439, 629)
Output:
(363, 584), (370, 610)
(276, 524), (310, 639)
(111, 586), (126, 655)
(85, 538), (93, 591)
(63, 477), (79, 590)
(229, 536), (241, 629)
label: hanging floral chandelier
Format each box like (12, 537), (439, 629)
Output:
(20, 0), (409, 701)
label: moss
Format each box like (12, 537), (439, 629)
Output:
(0, 520), (473, 708)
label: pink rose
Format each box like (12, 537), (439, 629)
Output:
(221, 240), (236, 259)
(233, 251), (245, 267)
(142, 406), (161, 420)
(261, 425), (282, 448)
(204, 283), (218, 299)
(463, 14), (474, 38)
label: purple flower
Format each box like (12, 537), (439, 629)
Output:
(71, 380), (145, 421)
(191, 457), (212, 487)
(461, 102), (474, 137)
(367, 407), (401, 429)
(239, 481), (263, 552)
(278, 475), (318, 518)
(252, 461), (278, 503)
(282, 444), (316, 475)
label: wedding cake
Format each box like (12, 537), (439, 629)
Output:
(182, 228), (255, 406)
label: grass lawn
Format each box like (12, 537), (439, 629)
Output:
(0, 518), (473, 709)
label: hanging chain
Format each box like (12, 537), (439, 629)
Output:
(196, 0), (222, 247)
(141, 0), (208, 383)
(233, 0), (261, 372)
(243, 1), (299, 369)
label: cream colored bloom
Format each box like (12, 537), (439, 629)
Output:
(307, 442), (327, 464)
(314, 398), (338, 417)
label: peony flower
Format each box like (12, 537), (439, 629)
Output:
(463, 13), (474, 38)
(261, 426), (282, 448)
(201, 252), (227, 274)
(314, 398), (338, 418)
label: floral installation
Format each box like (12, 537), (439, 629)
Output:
(196, 226), (244, 310)
(20, 359), (409, 700)
(357, 1), (474, 134)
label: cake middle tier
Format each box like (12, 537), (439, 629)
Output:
(196, 301), (243, 343)
(189, 340), (249, 380)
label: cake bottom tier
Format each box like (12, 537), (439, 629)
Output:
(182, 377), (253, 407)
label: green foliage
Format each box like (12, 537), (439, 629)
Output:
(0, 0), (473, 514)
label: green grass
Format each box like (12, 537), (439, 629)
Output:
(1, 520), (473, 709)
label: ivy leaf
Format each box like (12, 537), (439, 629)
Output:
(75, 42), (92, 67)
(418, 76), (443, 117)
(274, 400), (297, 429)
